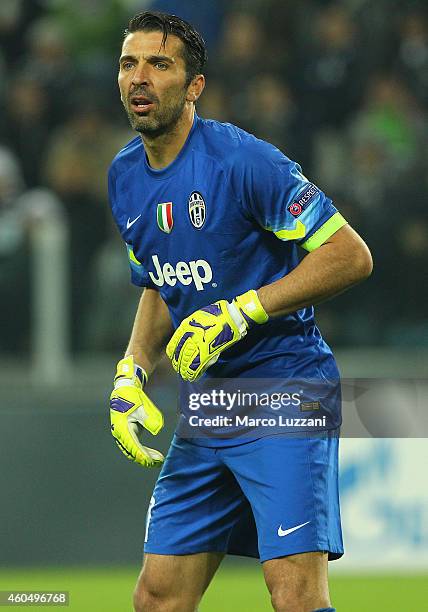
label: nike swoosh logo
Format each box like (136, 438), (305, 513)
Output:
(277, 521), (310, 537)
(126, 214), (141, 229)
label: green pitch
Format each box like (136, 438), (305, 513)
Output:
(0, 564), (426, 611)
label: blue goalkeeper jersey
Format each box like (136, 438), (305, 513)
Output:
(108, 114), (346, 440)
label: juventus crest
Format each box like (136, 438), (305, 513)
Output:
(188, 191), (206, 229)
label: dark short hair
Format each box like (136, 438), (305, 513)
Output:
(124, 11), (207, 85)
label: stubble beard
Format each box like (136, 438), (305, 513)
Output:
(126, 89), (188, 139)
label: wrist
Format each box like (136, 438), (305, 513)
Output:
(225, 301), (247, 336)
(114, 355), (148, 389)
(233, 290), (269, 329)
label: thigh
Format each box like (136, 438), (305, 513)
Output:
(145, 436), (251, 557)
(221, 433), (343, 562)
(136, 552), (224, 604)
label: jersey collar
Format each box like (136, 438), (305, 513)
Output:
(142, 113), (199, 180)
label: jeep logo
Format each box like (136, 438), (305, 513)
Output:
(148, 255), (213, 291)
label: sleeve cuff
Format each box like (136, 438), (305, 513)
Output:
(300, 212), (348, 252)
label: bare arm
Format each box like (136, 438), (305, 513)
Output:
(125, 288), (174, 376)
(258, 224), (373, 317)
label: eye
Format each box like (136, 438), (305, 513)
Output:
(122, 61), (134, 71)
(154, 62), (168, 70)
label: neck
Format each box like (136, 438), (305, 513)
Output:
(141, 105), (195, 170)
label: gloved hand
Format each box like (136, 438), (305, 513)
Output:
(166, 289), (268, 381)
(110, 355), (164, 467)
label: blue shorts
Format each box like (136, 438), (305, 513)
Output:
(144, 433), (344, 563)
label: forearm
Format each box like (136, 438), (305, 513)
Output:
(125, 288), (173, 376)
(257, 224), (373, 318)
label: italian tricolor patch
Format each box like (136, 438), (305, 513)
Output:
(157, 202), (173, 233)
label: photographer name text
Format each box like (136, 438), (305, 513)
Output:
(187, 415), (327, 428)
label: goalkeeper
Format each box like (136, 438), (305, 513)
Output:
(108, 10), (373, 612)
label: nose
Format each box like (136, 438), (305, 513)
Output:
(131, 61), (150, 87)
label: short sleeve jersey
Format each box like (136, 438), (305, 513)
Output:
(108, 114), (346, 385)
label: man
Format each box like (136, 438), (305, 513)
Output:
(108, 11), (372, 612)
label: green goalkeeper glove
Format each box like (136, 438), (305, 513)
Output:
(110, 355), (164, 467)
(166, 289), (268, 381)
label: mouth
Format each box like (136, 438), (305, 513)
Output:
(129, 95), (155, 114)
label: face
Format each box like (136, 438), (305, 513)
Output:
(118, 30), (190, 137)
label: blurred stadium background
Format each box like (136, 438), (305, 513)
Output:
(1, 0), (427, 610)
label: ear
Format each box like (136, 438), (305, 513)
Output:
(186, 74), (205, 103)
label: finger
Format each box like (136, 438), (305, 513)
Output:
(169, 330), (195, 372)
(144, 446), (165, 464)
(134, 397), (164, 435)
(165, 327), (181, 360)
(114, 439), (160, 467)
(127, 422), (164, 465)
(186, 352), (220, 382)
(114, 421), (154, 465)
(114, 438), (151, 466)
